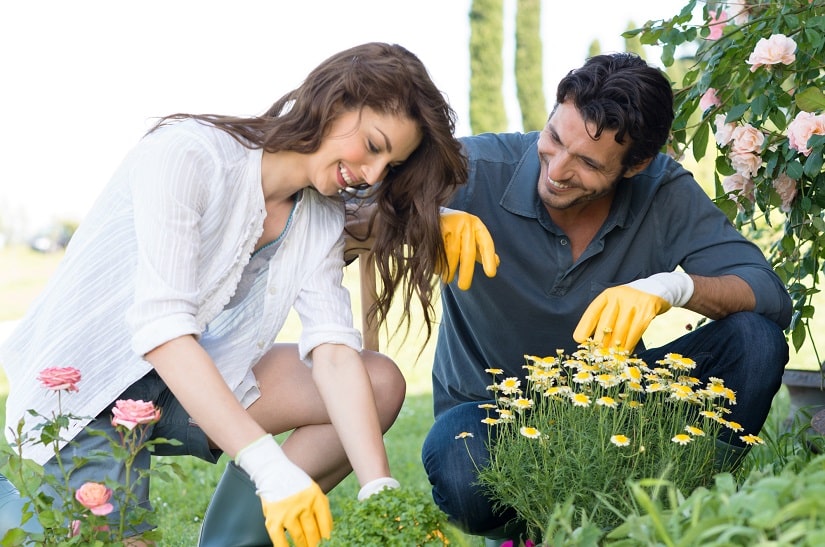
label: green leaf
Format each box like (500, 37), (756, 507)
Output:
(804, 151), (824, 179)
(786, 160), (805, 180)
(796, 87), (825, 112)
(792, 322), (806, 351)
(726, 103), (749, 123)
(692, 123), (709, 162)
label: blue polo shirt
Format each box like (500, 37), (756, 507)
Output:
(431, 131), (792, 417)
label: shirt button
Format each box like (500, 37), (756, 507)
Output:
(257, 340), (265, 349)
(269, 286), (277, 294)
(560, 238), (568, 246)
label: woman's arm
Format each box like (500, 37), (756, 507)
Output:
(310, 343), (391, 484)
(144, 334), (265, 457)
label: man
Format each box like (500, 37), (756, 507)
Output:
(423, 53), (791, 545)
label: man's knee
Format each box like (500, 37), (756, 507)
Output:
(422, 404), (507, 534)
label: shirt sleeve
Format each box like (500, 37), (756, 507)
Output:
(294, 233), (362, 365)
(125, 126), (212, 355)
(656, 171), (792, 328)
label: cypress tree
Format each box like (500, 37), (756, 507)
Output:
(469, 0), (507, 133)
(514, 0), (547, 131)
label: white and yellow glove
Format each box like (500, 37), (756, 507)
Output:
(440, 209), (499, 290)
(573, 272), (694, 351)
(236, 435), (332, 547)
(357, 477), (400, 501)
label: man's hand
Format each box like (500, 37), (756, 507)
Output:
(573, 272), (694, 351)
(236, 435), (333, 547)
(440, 210), (499, 290)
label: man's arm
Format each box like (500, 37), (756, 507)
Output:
(685, 274), (756, 320)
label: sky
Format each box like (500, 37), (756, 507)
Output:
(0, 0), (688, 233)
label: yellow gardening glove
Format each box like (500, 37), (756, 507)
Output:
(440, 209), (499, 290)
(573, 272), (694, 351)
(261, 483), (332, 547)
(236, 435), (333, 547)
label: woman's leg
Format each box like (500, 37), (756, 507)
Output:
(198, 343), (405, 546)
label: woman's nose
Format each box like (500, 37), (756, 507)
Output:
(362, 160), (390, 186)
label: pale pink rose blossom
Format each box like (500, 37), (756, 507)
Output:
(75, 482), (114, 516)
(747, 34), (797, 72)
(111, 399), (161, 430)
(731, 124), (765, 154)
(733, 11), (749, 26)
(699, 88), (721, 111)
(37, 366), (81, 392)
(715, 114), (737, 146)
(707, 11), (727, 40)
(772, 173), (798, 212)
(729, 150), (762, 177)
(722, 174), (755, 210)
(787, 110), (825, 156)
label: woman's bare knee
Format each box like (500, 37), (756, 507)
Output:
(362, 351), (406, 431)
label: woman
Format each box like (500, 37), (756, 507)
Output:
(0, 42), (467, 546)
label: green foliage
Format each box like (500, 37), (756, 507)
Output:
(1, 394), (183, 545)
(629, 0), (825, 358)
(514, 0), (547, 131)
(469, 0), (507, 133)
(606, 455), (825, 546)
(623, 21), (646, 60)
(475, 345), (751, 539)
(320, 486), (458, 547)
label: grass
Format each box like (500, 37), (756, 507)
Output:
(0, 244), (817, 545)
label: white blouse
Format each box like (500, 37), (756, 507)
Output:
(1, 120), (361, 465)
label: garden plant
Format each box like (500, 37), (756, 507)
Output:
(1, 366), (181, 545)
(475, 343), (762, 541)
(628, 0), (825, 357)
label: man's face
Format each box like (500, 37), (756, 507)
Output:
(536, 101), (644, 213)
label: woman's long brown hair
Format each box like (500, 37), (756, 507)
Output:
(150, 42), (467, 345)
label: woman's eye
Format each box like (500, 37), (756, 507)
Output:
(368, 140), (380, 153)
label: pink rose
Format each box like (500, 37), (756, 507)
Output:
(723, 173), (755, 210)
(707, 11), (727, 40)
(773, 173), (798, 212)
(731, 2), (750, 25)
(699, 88), (721, 112)
(787, 110), (825, 156)
(75, 482), (114, 516)
(714, 114), (736, 146)
(37, 366), (81, 392)
(729, 150), (762, 177)
(111, 399), (161, 430)
(731, 124), (764, 154)
(747, 34), (796, 72)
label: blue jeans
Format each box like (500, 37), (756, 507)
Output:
(421, 312), (789, 535)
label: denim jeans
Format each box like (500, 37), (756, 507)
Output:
(421, 311), (789, 535)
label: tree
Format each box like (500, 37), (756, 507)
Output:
(469, 0), (507, 133)
(514, 0), (547, 131)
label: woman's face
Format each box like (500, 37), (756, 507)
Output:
(308, 107), (422, 196)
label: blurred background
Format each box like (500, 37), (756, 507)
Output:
(0, 0), (684, 244)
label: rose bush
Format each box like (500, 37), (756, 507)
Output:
(628, 0), (825, 356)
(1, 367), (177, 544)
